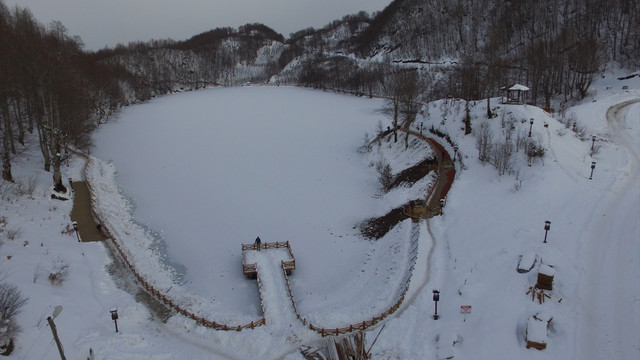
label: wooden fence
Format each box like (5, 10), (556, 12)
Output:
(281, 223), (421, 337)
(73, 148), (424, 336)
(72, 149), (266, 332)
(242, 241), (296, 276)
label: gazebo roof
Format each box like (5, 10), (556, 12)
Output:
(501, 83), (530, 91)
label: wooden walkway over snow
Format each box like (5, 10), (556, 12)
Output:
(241, 241), (296, 278)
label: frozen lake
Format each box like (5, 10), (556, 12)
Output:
(92, 87), (388, 313)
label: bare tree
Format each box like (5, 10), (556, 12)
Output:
(376, 159), (393, 192)
(490, 141), (515, 176)
(474, 121), (493, 162)
(381, 69), (420, 147)
(0, 2), (14, 182)
(0, 282), (28, 351)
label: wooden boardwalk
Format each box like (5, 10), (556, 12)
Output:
(401, 129), (456, 220)
(241, 241), (295, 277)
(70, 181), (106, 242)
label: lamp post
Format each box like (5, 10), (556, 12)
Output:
(72, 221), (79, 241)
(543, 221), (551, 243)
(590, 161), (596, 180)
(440, 198), (445, 215)
(433, 290), (440, 320)
(591, 135), (596, 150)
(528, 118), (534, 137)
(453, 145), (459, 162)
(420, 122), (424, 135)
(110, 309), (119, 333)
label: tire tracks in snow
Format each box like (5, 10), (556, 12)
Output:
(576, 98), (640, 360)
(393, 132), (452, 315)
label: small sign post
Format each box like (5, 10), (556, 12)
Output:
(460, 305), (472, 322)
(110, 309), (119, 333)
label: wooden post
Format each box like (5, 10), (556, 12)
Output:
(47, 316), (66, 360)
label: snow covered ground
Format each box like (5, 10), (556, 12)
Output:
(374, 72), (640, 359)
(1, 71), (638, 359)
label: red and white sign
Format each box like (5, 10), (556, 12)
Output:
(460, 305), (472, 314)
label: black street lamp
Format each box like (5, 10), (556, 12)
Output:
(591, 135), (596, 150)
(453, 145), (459, 162)
(72, 221), (79, 242)
(590, 161), (596, 180)
(110, 309), (119, 333)
(440, 198), (445, 215)
(528, 118), (534, 137)
(432, 290), (440, 320)
(543, 221), (551, 243)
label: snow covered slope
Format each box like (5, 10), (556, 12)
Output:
(1, 70), (637, 359)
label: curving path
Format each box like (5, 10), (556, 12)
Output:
(361, 129), (456, 238)
(404, 129), (456, 213)
(576, 98), (640, 360)
(69, 181), (105, 242)
(70, 127), (456, 344)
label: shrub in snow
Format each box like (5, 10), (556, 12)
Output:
(4, 228), (21, 242)
(474, 122), (493, 163)
(359, 132), (372, 153)
(590, 143), (602, 157)
(428, 126), (455, 148)
(0, 282), (28, 355)
(376, 159), (394, 192)
(48, 258), (70, 287)
(559, 111), (588, 140)
(526, 140), (546, 163)
(490, 141), (515, 176)
(11, 176), (38, 199)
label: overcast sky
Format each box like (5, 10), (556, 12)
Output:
(8, 0), (392, 50)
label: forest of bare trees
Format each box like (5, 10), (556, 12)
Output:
(1, 0), (638, 190)
(0, 2), (129, 189)
(352, 0), (638, 106)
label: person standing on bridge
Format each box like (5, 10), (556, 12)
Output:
(255, 236), (261, 251)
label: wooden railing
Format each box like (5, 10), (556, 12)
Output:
(72, 149), (266, 332)
(73, 148), (425, 336)
(242, 241), (295, 276)
(281, 223), (422, 337)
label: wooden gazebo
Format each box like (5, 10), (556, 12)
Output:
(500, 83), (530, 104)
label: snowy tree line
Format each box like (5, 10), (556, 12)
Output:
(0, 1), (135, 188)
(353, 0), (638, 107)
(1, 0), (638, 187)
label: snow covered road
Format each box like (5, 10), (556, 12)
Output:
(576, 98), (640, 360)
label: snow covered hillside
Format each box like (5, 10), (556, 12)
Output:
(0, 71), (638, 360)
(373, 71), (640, 360)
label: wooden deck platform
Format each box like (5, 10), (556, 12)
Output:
(241, 241), (296, 278)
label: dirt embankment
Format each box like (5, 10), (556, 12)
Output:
(360, 130), (455, 239)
